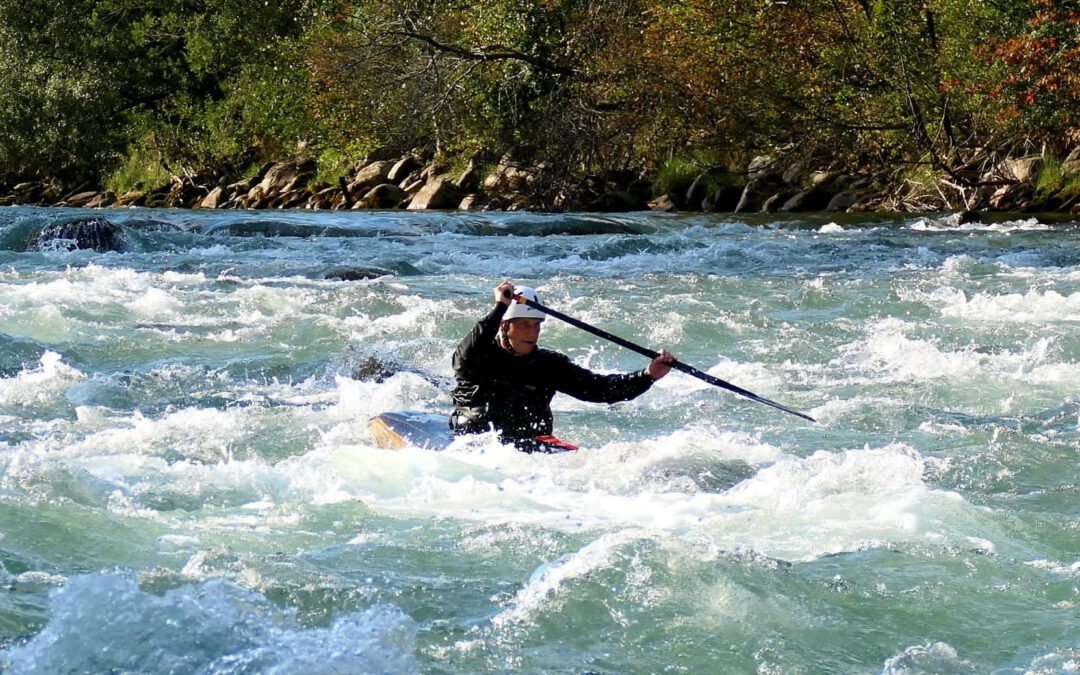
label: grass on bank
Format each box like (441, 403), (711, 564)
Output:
(654, 155), (742, 200)
(314, 143), (366, 187)
(654, 157), (698, 198)
(1036, 156), (1080, 201)
(105, 147), (172, 195)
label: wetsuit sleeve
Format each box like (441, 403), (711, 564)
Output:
(453, 303), (507, 376)
(549, 353), (655, 404)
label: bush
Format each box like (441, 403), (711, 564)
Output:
(654, 157), (701, 198)
(313, 142), (368, 186)
(104, 145), (173, 196)
(1035, 156), (1065, 198)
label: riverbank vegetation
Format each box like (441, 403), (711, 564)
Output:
(1, 0), (1079, 212)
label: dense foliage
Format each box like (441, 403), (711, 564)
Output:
(0, 0), (1074, 190)
(0, 0), (329, 188)
(987, 0), (1080, 138)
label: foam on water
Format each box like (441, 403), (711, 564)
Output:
(1025, 558), (1080, 578)
(908, 216), (1049, 233)
(0, 352), (84, 406)
(2, 389), (365, 515)
(4, 207), (1080, 672)
(839, 318), (984, 382)
(810, 394), (909, 425)
(836, 317), (1063, 386)
(1023, 649), (1080, 673)
(0, 571), (418, 674)
(926, 286), (1080, 323)
(882, 641), (976, 674)
(316, 410), (993, 563)
(489, 529), (642, 630)
(2, 264), (156, 305)
(708, 444), (982, 561)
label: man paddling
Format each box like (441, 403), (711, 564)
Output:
(450, 281), (675, 452)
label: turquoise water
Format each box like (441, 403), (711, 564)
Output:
(1, 206), (1078, 673)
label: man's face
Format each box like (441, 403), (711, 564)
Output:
(504, 318), (542, 355)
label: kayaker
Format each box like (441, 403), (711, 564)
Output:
(450, 281), (675, 452)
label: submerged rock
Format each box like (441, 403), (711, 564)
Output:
(28, 217), (126, 252)
(351, 356), (399, 383)
(349, 355), (450, 388)
(322, 266), (393, 281)
(642, 456), (757, 493)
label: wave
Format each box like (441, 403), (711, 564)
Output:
(925, 287), (1080, 323)
(0, 571), (418, 674)
(0, 211), (665, 259)
(194, 213), (662, 238)
(0, 335), (48, 377)
(0, 207), (845, 252)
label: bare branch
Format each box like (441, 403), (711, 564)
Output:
(390, 30), (577, 77)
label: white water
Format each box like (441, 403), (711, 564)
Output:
(2, 207), (1079, 673)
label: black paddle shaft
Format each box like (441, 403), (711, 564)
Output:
(512, 293), (816, 423)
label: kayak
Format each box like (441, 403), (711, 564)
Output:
(369, 412), (455, 450)
(368, 411), (579, 453)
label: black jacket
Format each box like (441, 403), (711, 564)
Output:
(450, 302), (654, 447)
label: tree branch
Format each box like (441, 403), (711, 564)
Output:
(391, 30), (577, 77)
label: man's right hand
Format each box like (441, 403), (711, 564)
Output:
(495, 280), (514, 306)
(646, 349), (676, 380)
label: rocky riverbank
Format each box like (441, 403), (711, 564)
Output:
(3, 146), (1080, 216)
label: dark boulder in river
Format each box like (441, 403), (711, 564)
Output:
(322, 266), (393, 281)
(349, 355), (451, 388)
(28, 217), (126, 252)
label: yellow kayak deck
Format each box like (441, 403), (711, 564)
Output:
(369, 411), (579, 453)
(369, 411), (455, 450)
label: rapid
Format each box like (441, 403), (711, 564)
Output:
(1, 206), (1078, 673)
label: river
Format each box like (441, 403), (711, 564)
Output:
(1, 206), (1078, 673)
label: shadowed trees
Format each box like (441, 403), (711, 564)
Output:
(0, 0), (1074, 194)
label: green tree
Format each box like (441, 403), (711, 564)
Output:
(986, 0), (1080, 139)
(0, 0), (333, 185)
(0, 0), (1061, 196)
(306, 0), (646, 171)
(638, 0), (1022, 174)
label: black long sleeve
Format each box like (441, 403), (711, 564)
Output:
(450, 304), (654, 442)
